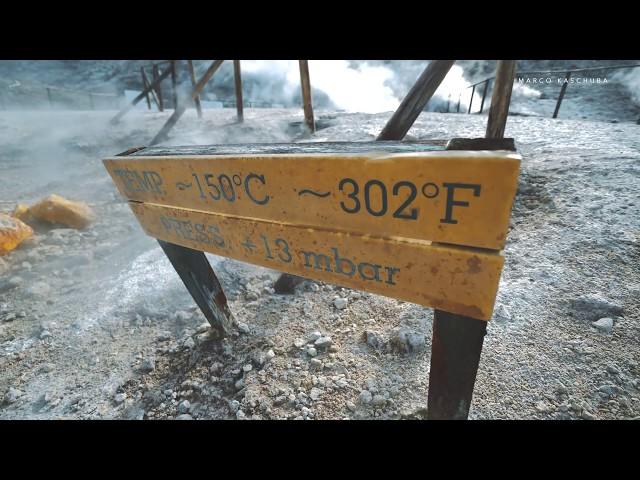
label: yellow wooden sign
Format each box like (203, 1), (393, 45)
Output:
(104, 151), (521, 250)
(128, 202), (505, 320)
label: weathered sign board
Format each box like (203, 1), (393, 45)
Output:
(104, 141), (521, 321)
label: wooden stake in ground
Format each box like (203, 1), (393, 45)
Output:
(377, 60), (456, 140)
(140, 67), (151, 110)
(553, 71), (571, 119)
(170, 60), (178, 109)
(485, 60), (517, 138)
(233, 60), (244, 122)
(111, 67), (172, 124)
(153, 64), (164, 112)
(187, 60), (203, 119)
(150, 60), (225, 145)
(299, 60), (315, 132)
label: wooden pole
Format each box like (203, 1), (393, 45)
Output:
(111, 67), (172, 124)
(153, 64), (164, 112)
(233, 60), (244, 122)
(187, 60), (203, 118)
(150, 59), (225, 145)
(299, 60), (315, 133)
(377, 60), (455, 140)
(141, 67), (151, 109)
(142, 68), (160, 109)
(427, 310), (487, 419)
(553, 71), (571, 119)
(170, 60), (178, 109)
(485, 60), (517, 138)
(479, 79), (490, 114)
(467, 85), (476, 114)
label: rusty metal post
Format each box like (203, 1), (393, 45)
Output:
(467, 85), (476, 114)
(233, 60), (244, 122)
(299, 60), (315, 132)
(427, 310), (487, 419)
(553, 71), (571, 119)
(479, 79), (490, 114)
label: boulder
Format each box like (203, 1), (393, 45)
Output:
(26, 194), (95, 229)
(0, 213), (34, 255)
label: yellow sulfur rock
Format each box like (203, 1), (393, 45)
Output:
(26, 194), (95, 230)
(0, 213), (34, 255)
(12, 203), (32, 222)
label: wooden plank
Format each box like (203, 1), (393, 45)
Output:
(233, 60), (244, 122)
(377, 60), (456, 140)
(170, 60), (178, 109)
(127, 202), (506, 320)
(486, 60), (516, 138)
(150, 59), (225, 145)
(111, 67), (171, 123)
(158, 240), (234, 337)
(299, 60), (315, 132)
(104, 150), (520, 250)
(153, 64), (164, 112)
(187, 60), (203, 118)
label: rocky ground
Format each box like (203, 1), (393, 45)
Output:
(0, 108), (639, 420)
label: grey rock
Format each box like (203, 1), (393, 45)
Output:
(372, 394), (387, 407)
(364, 330), (382, 349)
(592, 317), (614, 332)
(333, 297), (348, 310)
(4, 387), (23, 404)
(582, 410), (597, 420)
(229, 400), (240, 413)
(39, 329), (52, 340)
(390, 328), (426, 353)
(570, 296), (623, 322)
(236, 321), (250, 334)
(314, 336), (332, 349)
(176, 414), (193, 420)
(195, 323), (210, 334)
(139, 357), (156, 373)
(309, 331), (322, 342)
(598, 384), (620, 396)
(309, 387), (323, 401)
(310, 358), (323, 370)
(306, 347), (318, 357)
(294, 338), (306, 348)
(114, 393), (127, 404)
(266, 349), (276, 360)
(178, 400), (191, 414)
(346, 401), (357, 412)
(359, 390), (372, 404)
(236, 410), (246, 419)
(243, 364), (253, 373)
(182, 337), (196, 350)
(235, 378), (245, 390)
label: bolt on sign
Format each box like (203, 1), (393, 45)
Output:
(104, 141), (521, 320)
